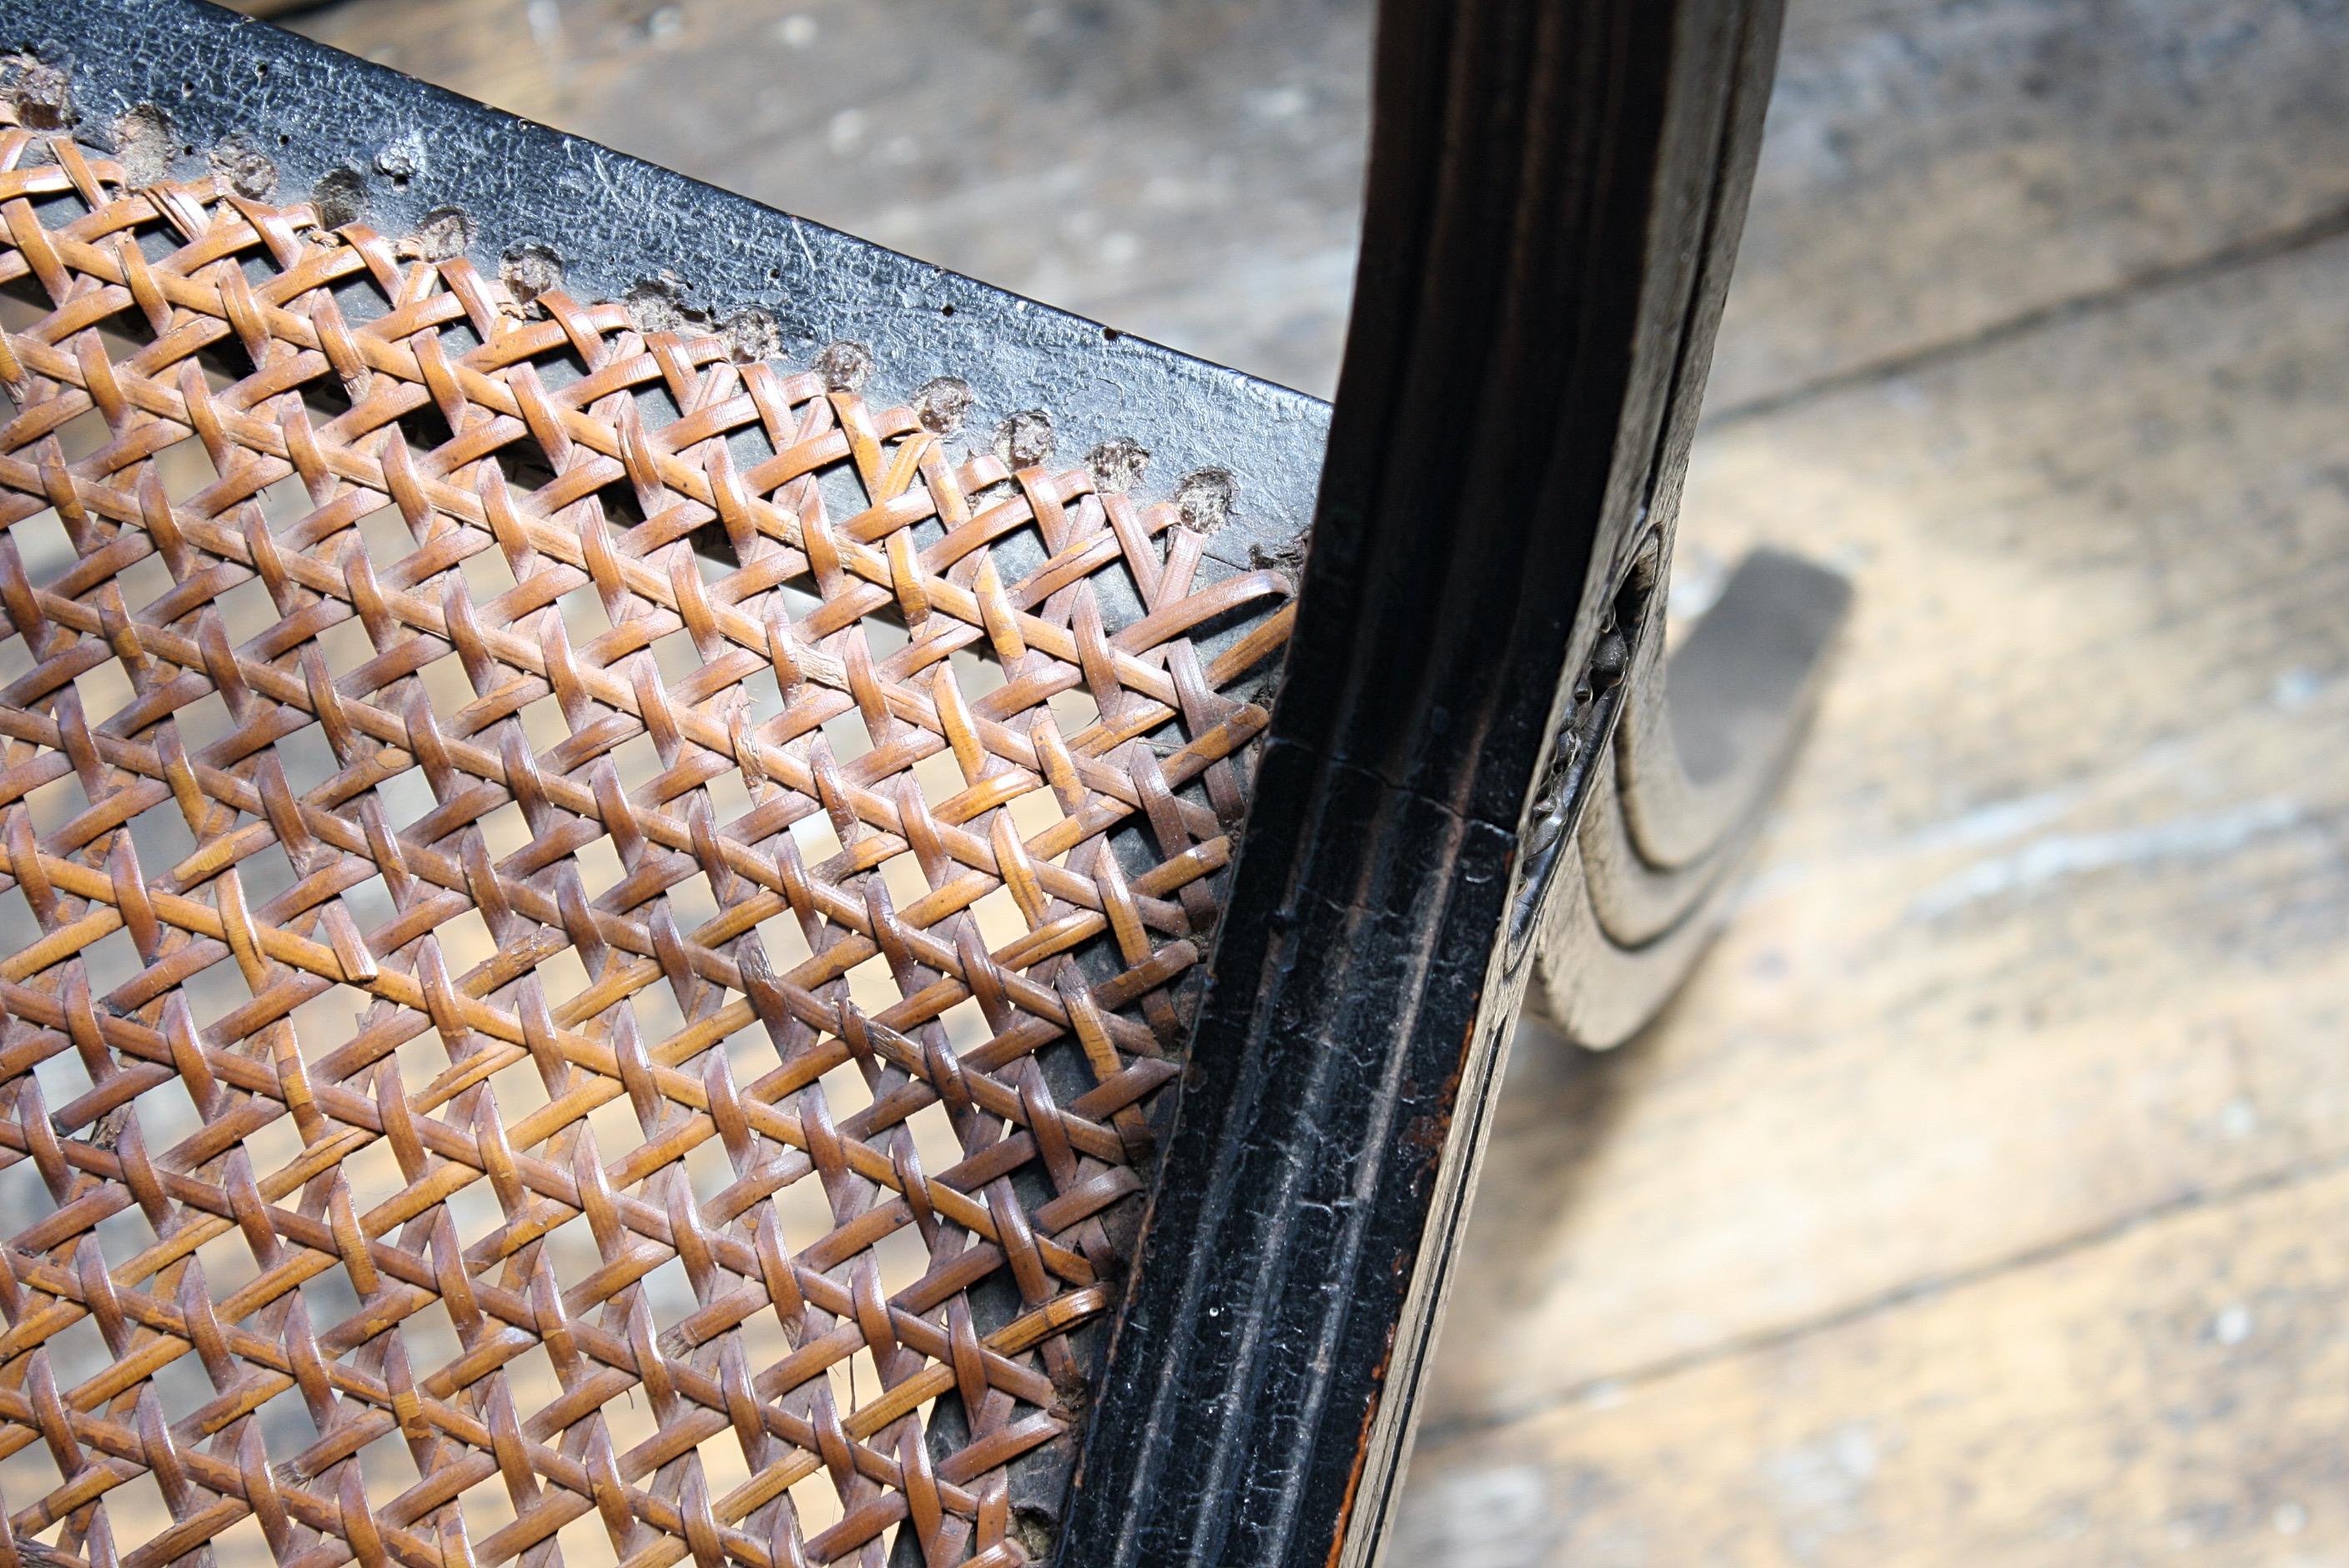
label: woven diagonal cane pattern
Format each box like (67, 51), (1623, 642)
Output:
(0, 109), (1291, 1568)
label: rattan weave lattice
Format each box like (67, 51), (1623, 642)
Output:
(0, 104), (1291, 1568)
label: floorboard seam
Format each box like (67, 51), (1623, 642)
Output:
(1703, 199), (2349, 429)
(1412, 1141), (2349, 1451)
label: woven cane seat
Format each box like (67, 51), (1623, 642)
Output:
(0, 86), (1292, 1568)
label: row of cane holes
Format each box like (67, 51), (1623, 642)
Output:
(0, 294), (1119, 763)
(1, 271), (1158, 696)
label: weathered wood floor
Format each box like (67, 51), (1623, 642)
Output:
(263, 0), (2349, 1560)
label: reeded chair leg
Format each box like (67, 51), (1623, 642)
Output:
(1533, 548), (1851, 1047)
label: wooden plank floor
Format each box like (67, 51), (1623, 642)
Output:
(266, 0), (2349, 1560)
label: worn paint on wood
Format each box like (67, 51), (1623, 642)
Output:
(279, 0), (1372, 396)
(279, 0), (2349, 411)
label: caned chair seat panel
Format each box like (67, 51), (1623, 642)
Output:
(0, 98), (1290, 1568)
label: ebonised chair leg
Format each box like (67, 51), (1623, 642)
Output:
(1533, 548), (1852, 1048)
